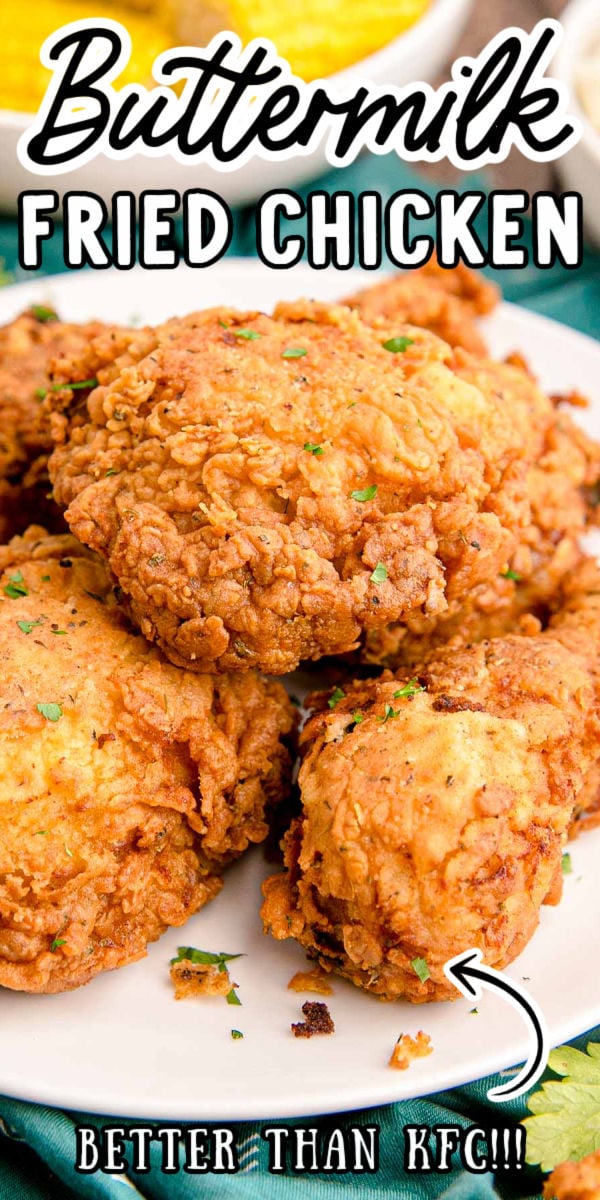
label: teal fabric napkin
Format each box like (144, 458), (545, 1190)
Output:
(0, 157), (599, 1198)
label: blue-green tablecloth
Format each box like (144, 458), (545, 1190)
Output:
(0, 157), (599, 1199)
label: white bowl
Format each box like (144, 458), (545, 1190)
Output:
(555, 0), (600, 245)
(0, 0), (472, 213)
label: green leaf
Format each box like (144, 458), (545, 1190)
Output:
(328, 687), (346, 710)
(233, 328), (261, 340)
(49, 378), (98, 392)
(4, 571), (28, 599)
(36, 703), (63, 722)
(411, 957), (430, 983)
(50, 938), (66, 952)
(282, 347), (307, 359)
(501, 568), (522, 582)
(393, 679), (424, 699)
(171, 946), (243, 967)
(562, 852), (572, 875)
(17, 618), (43, 635)
(523, 1041), (600, 1170)
(226, 988), (242, 1006)
(350, 485), (377, 503)
(31, 304), (58, 323)
(378, 703), (401, 723)
(382, 336), (415, 353)
(370, 563), (387, 584)
(231, 1029), (244, 1039)
(304, 442), (324, 456)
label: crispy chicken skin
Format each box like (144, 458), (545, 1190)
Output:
(261, 562), (600, 1003)
(0, 529), (294, 993)
(363, 366), (600, 667)
(47, 300), (574, 675)
(544, 1150), (600, 1199)
(343, 259), (499, 356)
(0, 308), (115, 541)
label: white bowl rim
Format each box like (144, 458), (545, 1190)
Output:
(0, 0), (471, 129)
(555, 0), (600, 167)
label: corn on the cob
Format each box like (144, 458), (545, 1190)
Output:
(171, 0), (432, 80)
(0, 0), (172, 113)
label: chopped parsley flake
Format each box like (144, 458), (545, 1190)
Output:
(4, 571), (28, 599)
(378, 702), (401, 724)
(328, 687), (346, 709)
(33, 830), (49, 836)
(17, 618), (43, 634)
(350, 485), (377, 503)
(105, 468), (119, 477)
(64, 844), (73, 858)
(50, 938), (66, 952)
(231, 1029), (244, 1039)
(41, 575), (51, 582)
(370, 563), (387, 584)
(393, 679), (425, 699)
(562, 852), (572, 875)
(411, 957), (430, 983)
(226, 988), (242, 1006)
(51, 629), (67, 636)
(282, 347), (307, 359)
(31, 305), (58, 322)
(36, 702), (63, 722)
(233, 329), (261, 340)
(49, 377), (98, 392)
(501, 568), (522, 582)
(35, 387), (47, 399)
(351, 712), (364, 726)
(382, 336), (415, 354)
(303, 442), (324, 456)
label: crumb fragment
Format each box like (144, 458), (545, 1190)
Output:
(170, 958), (233, 1001)
(388, 1031), (433, 1070)
(288, 968), (333, 995)
(543, 1148), (600, 1198)
(291, 1001), (335, 1038)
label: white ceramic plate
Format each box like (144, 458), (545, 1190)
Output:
(0, 0), (472, 212)
(0, 260), (599, 1121)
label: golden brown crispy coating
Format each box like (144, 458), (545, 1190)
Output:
(47, 301), (570, 675)
(544, 1150), (600, 1199)
(344, 260), (499, 356)
(0, 308), (115, 541)
(0, 528), (294, 993)
(261, 561), (600, 1003)
(363, 364), (600, 668)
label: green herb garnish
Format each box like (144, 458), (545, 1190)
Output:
(231, 1029), (244, 1039)
(328, 687), (346, 710)
(282, 347), (307, 359)
(562, 853), (572, 875)
(393, 679), (424, 699)
(411, 957), (430, 983)
(523, 1041), (600, 1170)
(17, 618), (43, 634)
(49, 377), (98, 393)
(501, 568), (522, 582)
(31, 305), (58, 323)
(378, 702), (401, 724)
(50, 938), (66, 952)
(36, 702), (63, 722)
(370, 563), (387, 584)
(304, 442), (324, 456)
(172, 946), (244, 1007)
(382, 336), (415, 354)
(4, 571), (28, 599)
(350, 485), (377, 503)
(233, 329), (261, 341)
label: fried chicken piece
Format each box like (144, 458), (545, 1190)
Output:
(0, 307), (116, 541)
(544, 1150), (600, 1199)
(0, 528), (294, 993)
(363, 362), (600, 668)
(47, 300), (574, 675)
(261, 561), (600, 1002)
(343, 260), (499, 356)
